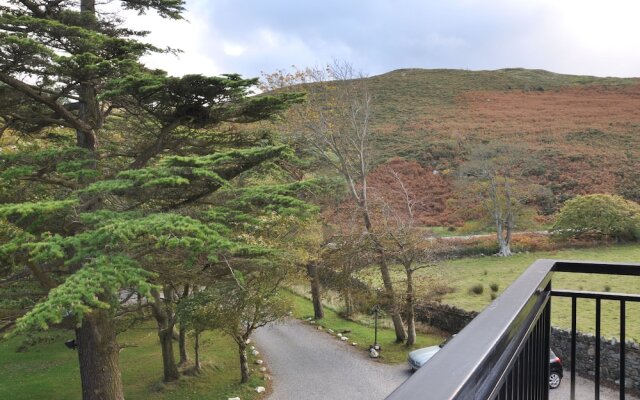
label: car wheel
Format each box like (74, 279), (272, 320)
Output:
(549, 372), (561, 389)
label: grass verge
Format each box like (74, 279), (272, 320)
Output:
(282, 290), (445, 364)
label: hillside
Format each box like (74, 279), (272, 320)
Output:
(279, 68), (640, 226)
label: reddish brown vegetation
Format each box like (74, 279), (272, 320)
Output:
(435, 85), (640, 136)
(367, 158), (459, 226)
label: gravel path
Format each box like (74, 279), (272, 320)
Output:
(254, 319), (410, 400)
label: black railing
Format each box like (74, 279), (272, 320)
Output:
(386, 260), (640, 400)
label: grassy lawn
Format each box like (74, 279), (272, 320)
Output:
(0, 321), (267, 400)
(426, 244), (640, 341)
(283, 290), (446, 363)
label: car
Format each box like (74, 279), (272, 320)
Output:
(409, 341), (564, 390)
(407, 336), (453, 370)
(549, 350), (563, 389)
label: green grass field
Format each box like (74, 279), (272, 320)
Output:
(0, 322), (266, 400)
(428, 244), (640, 340)
(283, 290), (445, 363)
(359, 244), (640, 341)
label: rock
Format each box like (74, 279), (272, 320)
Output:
(250, 345), (256, 351)
(228, 397), (240, 400)
(341, 336), (348, 341)
(310, 320), (316, 325)
(255, 359), (263, 365)
(255, 386), (266, 393)
(369, 348), (379, 358)
(317, 326), (323, 330)
(259, 367), (267, 372)
(352, 342), (357, 346)
(245, 338), (251, 344)
(327, 329), (334, 334)
(337, 333), (343, 337)
(252, 350), (260, 356)
(288, 311), (293, 316)
(306, 317), (312, 321)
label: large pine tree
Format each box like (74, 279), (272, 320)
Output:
(0, 2), (308, 399)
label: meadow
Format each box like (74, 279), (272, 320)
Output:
(360, 244), (640, 341)
(0, 323), (265, 400)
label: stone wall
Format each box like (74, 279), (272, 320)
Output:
(551, 328), (640, 391)
(414, 302), (478, 333)
(416, 302), (640, 391)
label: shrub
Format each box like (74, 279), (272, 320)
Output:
(552, 194), (640, 241)
(604, 285), (611, 292)
(490, 293), (497, 300)
(489, 283), (499, 292)
(469, 284), (484, 295)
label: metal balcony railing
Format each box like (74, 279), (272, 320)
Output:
(386, 260), (640, 400)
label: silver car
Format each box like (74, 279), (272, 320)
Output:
(408, 336), (453, 370)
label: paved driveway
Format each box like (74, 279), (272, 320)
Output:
(255, 320), (636, 400)
(254, 319), (410, 400)
(550, 372), (638, 400)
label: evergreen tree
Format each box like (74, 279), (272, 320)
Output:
(0, 1), (308, 399)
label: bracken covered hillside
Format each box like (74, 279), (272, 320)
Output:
(269, 68), (640, 226)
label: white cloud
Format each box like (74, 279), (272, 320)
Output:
(123, 0), (222, 76)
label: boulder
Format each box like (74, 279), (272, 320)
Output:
(369, 348), (379, 358)
(255, 386), (266, 393)
(255, 359), (264, 365)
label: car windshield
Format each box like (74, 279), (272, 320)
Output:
(439, 335), (454, 348)
(550, 350), (557, 358)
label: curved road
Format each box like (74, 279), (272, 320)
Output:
(254, 319), (410, 400)
(255, 319), (636, 400)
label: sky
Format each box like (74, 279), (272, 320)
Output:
(131, 0), (640, 79)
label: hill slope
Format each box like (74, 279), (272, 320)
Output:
(279, 68), (640, 225)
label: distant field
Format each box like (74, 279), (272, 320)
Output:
(360, 244), (640, 340)
(0, 322), (265, 400)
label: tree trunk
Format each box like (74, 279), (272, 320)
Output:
(75, 309), (124, 400)
(344, 287), (353, 317)
(379, 257), (407, 342)
(362, 204), (406, 342)
(405, 268), (416, 347)
(194, 332), (201, 373)
(150, 288), (180, 382)
(178, 325), (188, 365)
(306, 263), (324, 319)
(158, 325), (179, 382)
(498, 238), (512, 257)
(238, 341), (250, 383)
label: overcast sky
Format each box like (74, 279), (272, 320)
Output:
(132, 0), (640, 78)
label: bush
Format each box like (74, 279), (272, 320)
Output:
(489, 283), (499, 292)
(468, 284), (484, 295)
(552, 194), (640, 241)
(490, 293), (497, 300)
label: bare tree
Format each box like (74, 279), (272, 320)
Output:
(373, 168), (442, 346)
(459, 143), (533, 256)
(262, 61), (407, 342)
